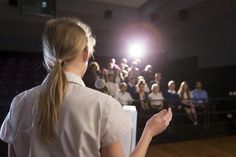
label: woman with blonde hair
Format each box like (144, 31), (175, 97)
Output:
(178, 81), (198, 125)
(0, 17), (172, 157)
(83, 61), (101, 89)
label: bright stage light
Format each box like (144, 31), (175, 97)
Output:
(128, 42), (145, 59)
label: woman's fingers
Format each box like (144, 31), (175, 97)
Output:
(155, 109), (167, 117)
(145, 108), (173, 137)
(162, 108), (172, 125)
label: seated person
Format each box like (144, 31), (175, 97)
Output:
(135, 76), (150, 93)
(191, 81), (208, 108)
(134, 80), (149, 113)
(149, 72), (166, 92)
(163, 80), (181, 109)
(115, 82), (134, 106)
(148, 84), (164, 111)
(142, 64), (153, 83)
(127, 77), (137, 99)
(178, 81), (198, 125)
(105, 73), (119, 97)
(83, 61), (101, 89)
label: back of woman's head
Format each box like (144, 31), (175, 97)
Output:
(43, 17), (95, 71)
(38, 17), (95, 144)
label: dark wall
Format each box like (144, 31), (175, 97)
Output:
(166, 10), (236, 67)
(141, 0), (236, 68)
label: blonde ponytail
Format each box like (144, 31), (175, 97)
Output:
(37, 17), (95, 144)
(37, 60), (67, 143)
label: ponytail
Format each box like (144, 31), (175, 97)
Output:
(37, 60), (68, 144)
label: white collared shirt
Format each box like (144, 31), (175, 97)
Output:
(148, 92), (164, 106)
(0, 72), (133, 157)
(115, 91), (134, 106)
(168, 90), (176, 94)
(105, 81), (119, 97)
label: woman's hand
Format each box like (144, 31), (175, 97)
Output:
(130, 108), (173, 157)
(144, 108), (172, 137)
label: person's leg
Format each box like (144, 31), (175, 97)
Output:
(184, 107), (195, 123)
(190, 106), (198, 125)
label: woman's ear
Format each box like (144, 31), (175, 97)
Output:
(82, 47), (89, 62)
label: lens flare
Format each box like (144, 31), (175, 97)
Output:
(128, 42), (145, 59)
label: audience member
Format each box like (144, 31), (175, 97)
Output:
(128, 61), (140, 79)
(105, 73), (119, 97)
(100, 67), (107, 81)
(134, 58), (142, 70)
(119, 60), (129, 82)
(115, 82), (134, 106)
(120, 57), (129, 71)
(134, 80), (149, 113)
(136, 77), (150, 93)
(163, 80), (182, 109)
(178, 81), (198, 125)
(191, 81), (208, 108)
(149, 72), (166, 92)
(110, 58), (120, 70)
(83, 61), (101, 89)
(106, 62), (116, 76)
(127, 77), (137, 99)
(148, 84), (164, 111)
(114, 68), (122, 84)
(142, 64), (153, 83)
(90, 61), (101, 79)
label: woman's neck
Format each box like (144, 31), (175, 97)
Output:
(121, 91), (126, 94)
(139, 91), (145, 94)
(153, 91), (158, 95)
(64, 68), (82, 77)
(64, 63), (85, 78)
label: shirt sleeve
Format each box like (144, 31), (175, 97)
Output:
(128, 93), (134, 102)
(114, 92), (119, 101)
(0, 96), (18, 144)
(100, 96), (134, 147)
(0, 112), (14, 144)
(0, 92), (26, 144)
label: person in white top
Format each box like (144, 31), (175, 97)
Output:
(148, 84), (164, 110)
(105, 73), (119, 97)
(0, 17), (172, 157)
(135, 77), (150, 93)
(115, 82), (134, 106)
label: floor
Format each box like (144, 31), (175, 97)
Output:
(146, 135), (236, 157)
(1, 135), (236, 157)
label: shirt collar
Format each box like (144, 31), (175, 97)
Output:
(42, 72), (86, 87)
(65, 72), (86, 87)
(168, 90), (176, 94)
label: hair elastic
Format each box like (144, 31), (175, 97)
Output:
(57, 59), (62, 64)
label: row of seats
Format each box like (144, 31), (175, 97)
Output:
(0, 57), (47, 107)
